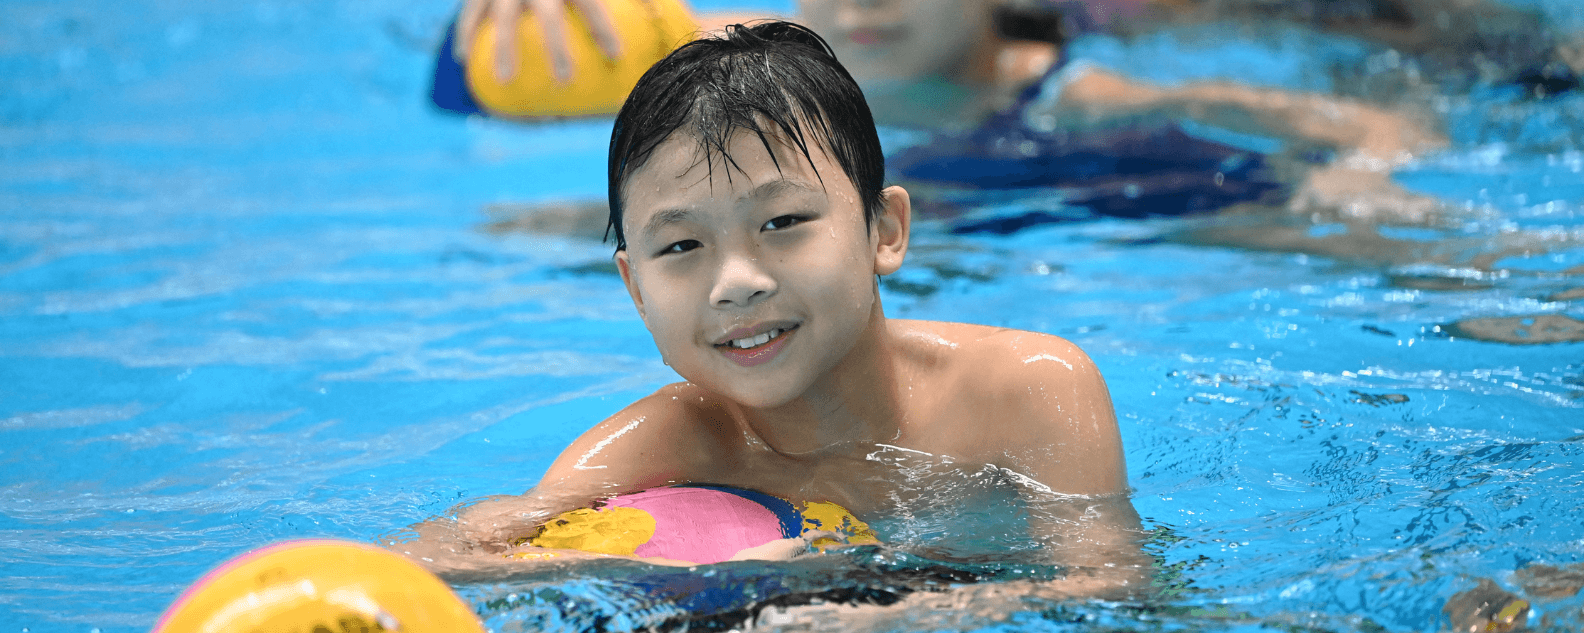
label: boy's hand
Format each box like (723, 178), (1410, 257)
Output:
(452, 495), (552, 550)
(454, 0), (624, 83)
(728, 531), (844, 562)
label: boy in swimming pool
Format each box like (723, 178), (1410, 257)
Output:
(400, 20), (1145, 594)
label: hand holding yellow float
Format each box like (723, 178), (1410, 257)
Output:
(436, 0), (700, 119)
(453, 0), (626, 82)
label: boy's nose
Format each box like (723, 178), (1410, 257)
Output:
(710, 252), (777, 308)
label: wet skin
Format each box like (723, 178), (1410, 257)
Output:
(396, 129), (1145, 594)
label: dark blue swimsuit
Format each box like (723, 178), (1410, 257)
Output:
(889, 102), (1290, 233)
(888, 2), (1290, 233)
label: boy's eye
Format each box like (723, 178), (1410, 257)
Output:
(762, 215), (805, 231)
(660, 239), (702, 256)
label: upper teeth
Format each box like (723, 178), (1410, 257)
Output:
(730, 328), (784, 349)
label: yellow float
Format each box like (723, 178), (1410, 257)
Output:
(461, 0), (699, 118)
(154, 539), (484, 633)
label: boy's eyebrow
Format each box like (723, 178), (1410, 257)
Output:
(638, 178), (821, 238)
(642, 208), (694, 238)
(747, 178), (820, 201)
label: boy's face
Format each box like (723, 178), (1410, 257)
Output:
(798, 0), (993, 84)
(615, 128), (908, 410)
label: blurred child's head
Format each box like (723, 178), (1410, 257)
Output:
(797, 0), (998, 85)
(606, 21), (885, 251)
(796, 0), (1148, 88)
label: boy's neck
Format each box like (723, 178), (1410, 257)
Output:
(727, 306), (903, 458)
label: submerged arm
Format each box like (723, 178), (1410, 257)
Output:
(1021, 489), (1153, 600)
(1053, 68), (1445, 162)
(390, 483), (716, 582)
(986, 331), (1151, 599)
(388, 494), (619, 582)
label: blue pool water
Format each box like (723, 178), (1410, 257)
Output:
(3, 0), (1583, 631)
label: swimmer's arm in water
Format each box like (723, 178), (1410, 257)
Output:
(454, 0), (771, 82)
(968, 330), (1150, 599)
(393, 394), (696, 578)
(393, 497), (838, 582)
(394, 384), (820, 579)
(1052, 67), (1446, 163)
(1050, 68), (1448, 222)
(391, 496), (696, 583)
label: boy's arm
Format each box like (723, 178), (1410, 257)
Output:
(388, 387), (711, 578)
(389, 496), (659, 583)
(977, 331), (1152, 599)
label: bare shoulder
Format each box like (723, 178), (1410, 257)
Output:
(965, 324), (1108, 411)
(893, 319), (1104, 386)
(893, 320), (1125, 495)
(538, 382), (740, 494)
(432, 383), (741, 555)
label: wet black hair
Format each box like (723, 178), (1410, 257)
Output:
(606, 20), (885, 251)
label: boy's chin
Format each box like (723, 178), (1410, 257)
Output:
(695, 374), (808, 411)
(720, 388), (804, 411)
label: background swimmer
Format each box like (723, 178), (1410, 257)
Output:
(444, 0), (1446, 228)
(397, 22), (1149, 593)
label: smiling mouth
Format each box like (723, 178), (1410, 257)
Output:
(715, 325), (799, 368)
(717, 325), (798, 351)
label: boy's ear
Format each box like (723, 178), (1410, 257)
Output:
(615, 250), (647, 322)
(872, 185), (911, 276)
